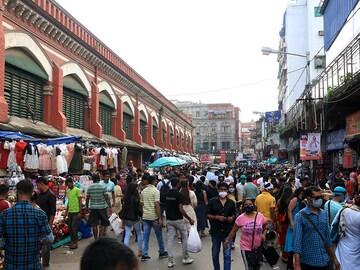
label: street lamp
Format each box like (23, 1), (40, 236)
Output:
(261, 46), (312, 129)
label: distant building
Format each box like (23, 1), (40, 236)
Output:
(173, 101), (241, 162)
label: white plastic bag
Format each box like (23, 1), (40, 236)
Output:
(187, 225), (202, 253)
(109, 213), (124, 236)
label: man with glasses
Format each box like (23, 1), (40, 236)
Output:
(293, 186), (340, 270)
(206, 182), (236, 270)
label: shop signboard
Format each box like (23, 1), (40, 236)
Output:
(346, 110), (360, 136)
(325, 129), (348, 151)
(300, 133), (321, 160)
(220, 151), (226, 163)
(265, 110), (281, 123)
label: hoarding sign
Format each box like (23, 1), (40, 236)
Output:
(300, 133), (321, 160)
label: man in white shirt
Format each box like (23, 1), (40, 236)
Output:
(235, 175), (246, 202)
(224, 172), (234, 184)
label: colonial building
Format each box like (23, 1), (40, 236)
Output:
(0, 0), (193, 167)
(173, 101), (240, 162)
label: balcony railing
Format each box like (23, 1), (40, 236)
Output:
(280, 32), (360, 133)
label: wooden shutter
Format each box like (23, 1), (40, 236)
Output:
(63, 89), (85, 129)
(4, 66), (43, 121)
(99, 104), (112, 135)
(123, 113), (133, 140)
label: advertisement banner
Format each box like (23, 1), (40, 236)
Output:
(346, 110), (360, 136)
(325, 129), (348, 151)
(220, 151), (226, 163)
(300, 133), (321, 160)
(265, 110), (281, 123)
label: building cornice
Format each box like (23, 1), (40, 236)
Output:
(3, 0), (192, 128)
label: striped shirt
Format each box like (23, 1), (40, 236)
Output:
(140, 184), (160, 221)
(86, 183), (108, 209)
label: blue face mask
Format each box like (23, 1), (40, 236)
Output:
(312, 198), (323, 208)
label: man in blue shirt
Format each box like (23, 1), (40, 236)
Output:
(293, 186), (340, 270)
(323, 186), (346, 230)
(0, 180), (54, 270)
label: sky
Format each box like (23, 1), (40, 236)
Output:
(56, 0), (287, 122)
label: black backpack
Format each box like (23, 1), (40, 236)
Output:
(160, 180), (171, 201)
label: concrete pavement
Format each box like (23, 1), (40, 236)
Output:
(50, 229), (286, 270)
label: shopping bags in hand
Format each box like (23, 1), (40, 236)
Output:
(187, 225), (202, 253)
(109, 213), (124, 236)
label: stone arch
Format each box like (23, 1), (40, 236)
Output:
(120, 95), (135, 115)
(61, 62), (91, 97)
(5, 30), (53, 81)
(168, 121), (174, 132)
(138, 103), (148, 122)
(98, 81), (117, 109)
(150, 111), (159, 126)
(162, 118), (167, 131)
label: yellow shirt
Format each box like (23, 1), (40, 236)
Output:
(255, 191), (275, 221)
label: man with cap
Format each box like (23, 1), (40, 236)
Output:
(323, 186), (346, 230)
(255, 182), (276, 229)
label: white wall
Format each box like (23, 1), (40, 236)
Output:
(283, 0), (324, 112)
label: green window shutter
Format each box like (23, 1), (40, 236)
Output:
(162, 127), (166, 143)
(99, 104), (113, 135)
(153, 125), (157, 142)
(63, 89), (85, 129)
(140, 120), (146, 143)
(123, 113), (133, 140)
(4, 66), (43, 121)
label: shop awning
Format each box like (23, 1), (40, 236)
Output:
(0, 131), (34, 140)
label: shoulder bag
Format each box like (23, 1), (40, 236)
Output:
(246, 212), (263, 267)
(300, 211), (329, 250)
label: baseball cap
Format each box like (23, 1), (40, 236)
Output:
(334, 186), (346, 195)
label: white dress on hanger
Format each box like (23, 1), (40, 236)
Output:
(112, 148), (118, 168)
(6, 141), (17, 169)
(24, 143), (39, 170)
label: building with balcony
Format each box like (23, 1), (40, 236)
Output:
(276, 0), (360, 170)
(173, 101), (241, 162)
(0, 0), (194, 168)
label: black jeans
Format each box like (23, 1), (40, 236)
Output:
(68, 212), (79, 241)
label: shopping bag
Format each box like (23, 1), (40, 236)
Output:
(261, 242), (280, 267)
(187, 225), (202, 253)
(109, 213), (124, 236)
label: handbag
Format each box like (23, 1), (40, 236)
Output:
(330, 208), (346, 244)
(246, 213), (262, 266)
(187, 225), (202, 253)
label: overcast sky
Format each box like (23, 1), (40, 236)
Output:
(56, 0), (287, 122)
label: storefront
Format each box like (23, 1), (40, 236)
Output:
(344, 111), (360, 168)
(324, 129), (348, 171)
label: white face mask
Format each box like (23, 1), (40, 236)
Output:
(219, 192), (227, 198)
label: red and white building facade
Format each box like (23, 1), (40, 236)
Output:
(0, 0), (193, 166)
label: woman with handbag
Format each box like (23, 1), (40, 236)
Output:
(121, 183), (143, 257)
(224, 199), (269, 270)
(284, 187), (303, 270)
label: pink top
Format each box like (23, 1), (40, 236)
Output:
(235, 212), (267, 251)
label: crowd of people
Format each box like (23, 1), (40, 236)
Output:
(0, 162), (359, 270)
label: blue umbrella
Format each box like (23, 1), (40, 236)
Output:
(149, 157), (187, 168)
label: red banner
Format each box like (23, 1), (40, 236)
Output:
(220, 151), (226, 163)
(343, 148), (353, 168)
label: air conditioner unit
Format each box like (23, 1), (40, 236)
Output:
(318, 30), (324, 36)
(314, 55), (326, 69)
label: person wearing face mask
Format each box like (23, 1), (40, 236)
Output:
(227, 183), (238, 250)
(323, 186), (346, 231)
(236, 175), (246, 203)
(293, 186), (340, 270)
(206, 182), (236, 270)
(224, 199), (269, 270)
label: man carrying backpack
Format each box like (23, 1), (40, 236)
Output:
(156, 174), (173, 217)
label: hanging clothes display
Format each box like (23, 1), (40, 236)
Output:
(38, 144), (52, 171)
(55, 146), (66, 175)
(0, 141), (10, 169)
(107, 148), (114, 169)
(59, 144), (69, 174)
(112, 148), (118, 168)
(7, 141), (17, 171)
(23, 143), (40, 171)
(65, 143), (75, 167)
(15, 141), (27, 168)
(121, 147), (128, 169)
(69, 144), (84, 172)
